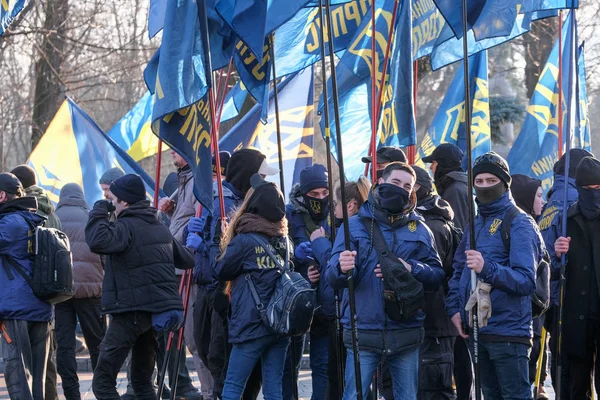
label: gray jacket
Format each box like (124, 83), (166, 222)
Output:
(56, 183), (104, 298)
(167, 166), (199, 244)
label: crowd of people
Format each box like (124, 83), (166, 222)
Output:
(0, 144), (598, 400)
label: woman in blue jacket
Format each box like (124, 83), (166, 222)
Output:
(214, 174), (291, 400)
(446, 152), (544, 400)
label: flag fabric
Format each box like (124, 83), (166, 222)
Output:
(521, 0), (578, 12)
(28, 99), (160, 206)
(319, 0), (415, 181)
(148, 0), (167, 39)
(147, 0), (214, 214)
(219, 80), (248, 123)
(574, 43), (591, 150)
(107, 92), (169, 162)
(1, 0), (25, 35)
(507, 12), (578, 194)
(220, 67), (314, 197)
(233, 38), (272, 122)
(416, 51), (490, 168)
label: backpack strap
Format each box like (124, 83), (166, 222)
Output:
(359, 217), (406, 270)
(1, 255), (33, 286)
(500, 206), (521, 251)
(246, 233), (290, 271)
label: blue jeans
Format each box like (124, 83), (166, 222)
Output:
(309, 333), (329, 400)
(222, 335), (290, 400)
(342, 347), (419, 400)
(470, 339), (532, 400)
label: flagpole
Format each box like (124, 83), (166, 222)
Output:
(459, 0), (482, 399)
(153, 140), (164, 207)
(408, 59), (418, 164)
(369, 0), (378, 182)
(558, 10), (564, 158)
(324, 0), (363, 397)
(317, 0), (344, 394)
(268, 35), (286, 192)
(215, 56), (235, 134)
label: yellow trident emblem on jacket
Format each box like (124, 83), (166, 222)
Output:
(489, 219), (502, 235)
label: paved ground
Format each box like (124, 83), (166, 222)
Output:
(0, 369), (562, 399)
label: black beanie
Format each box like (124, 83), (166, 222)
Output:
(554, 148), (594, 179)
(10, 165), (37, 189)
(110, 174), (146, 204)
(411, 165), (433, 192)
(473, 152), (512, 186)
(246, 174), (286, 222)
(511, 174), (542, 217)
(212, 151), (231, 176)
(576, 157), (600, 187)
(226, 149), (267, 194)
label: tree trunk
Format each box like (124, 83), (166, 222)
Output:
(31, 0), (69, 151)
(523, 17), (558, 100)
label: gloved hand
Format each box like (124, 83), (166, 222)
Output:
(294, 242), (313, 261)
(186, 232), (203, 251)
(465, 281), (493, 328)
(93, 199), (116, 213)
(152, 310), (184, 332)
(188, 215), (208, 234)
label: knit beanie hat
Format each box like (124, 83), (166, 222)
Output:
(576, 157), (600, 187)
(511, 174), (542, 217)
(110, 174), (146, 204)
(10, 165), (37, 189)
(99, 167), (125, 185)
(554, 148), (594, 179)
(411, 165), (434, 192)
(473, 152), (512, 186)
(299, 164), (328, 194)
(246, 174), (286, 222)
(226, 149), (267, 194)
(0, 172), (24, 195)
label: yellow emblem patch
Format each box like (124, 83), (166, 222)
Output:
(489, 219), (502, 235)
(408, 221), (417, 232)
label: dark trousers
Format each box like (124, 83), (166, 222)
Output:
(92, 312), (157, 400)
(1, 320), (50, 400)
(546, 306), (570, 399)
(326, 318), (345, 400)
(45, 329), (58, 400)
(453, 336), (472, 400)
(55, 298), (106, 400)
(567, 318), (600, 399)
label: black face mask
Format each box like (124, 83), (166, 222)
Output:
(416, 186), (431, 202)
(475, 182), (507, 204)
(577, 187), (600, 219)
(374, 184), (410, 215)
(303, 195), (329, 221)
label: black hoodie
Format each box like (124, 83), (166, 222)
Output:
(511, 174), (542, 218)
(416, 195), (459, 338)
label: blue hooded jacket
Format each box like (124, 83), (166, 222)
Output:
(326, 200), (444, 331)
(446, 191), (543, 339)
(538, 174), (578, 307)
(0, 197), (51, 322)
(286, 183), (335, 319)
(214, 233), (290, 343)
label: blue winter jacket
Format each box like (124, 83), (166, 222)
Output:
(446, 191), (543, 339)
(538, 174), (578, 307)
(287, 183), (335, 318)
(191, 182), (236, 289)
(326, 201), (444, 331)
(214, 233), (291, 343)
(0, 197), (51, 322)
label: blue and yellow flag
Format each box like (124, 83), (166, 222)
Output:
(28, 99), (160, 206)
(319, 0), (415, 181)
(220, 67), (314, 196)
(507, 12), (586, 194)
(521, 0), (578, 11)
(219, 80), (248, 123)
(107, 92), (169, 162)
(147, 0), (214, 214)
(574, 43), (590, 150)
(416, 51), (490, 168)
(233, 38), (272, 122)
(1, 0), (24, 35)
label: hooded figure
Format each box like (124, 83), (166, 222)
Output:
(511, 174), (543, 219)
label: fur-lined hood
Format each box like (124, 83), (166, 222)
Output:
(288, 183), (309, 214)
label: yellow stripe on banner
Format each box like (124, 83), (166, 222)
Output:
(1, 0), (9, 12)
(27, 101), (84, 204)
(126, 122), (170, 161)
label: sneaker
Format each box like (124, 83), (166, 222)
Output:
(536, 386), (550, 400)
(174, 388), (203, 400)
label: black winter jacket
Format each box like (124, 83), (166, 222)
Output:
(85, 200), (194, 315)
(416, 195), (459, 338)
(437, 171), (469, 232)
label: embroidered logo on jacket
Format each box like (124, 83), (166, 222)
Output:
(489, 219), (502, 235)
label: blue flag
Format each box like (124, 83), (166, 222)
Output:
(147, 0), (214, 214)
(1, 0), (24, 35)
(416, 51), (490, 168)
(521, 0), (578, 11)
(574, 43), (591, 150)
(319, 0), (415, 181)
(219, 80), (248, 123)
(233, 38), (272, 122)
(28, 99), (160, 206)
(220, 67), (314, 197)
(216, 0), (311, 61)
(507, 12), (579, 194)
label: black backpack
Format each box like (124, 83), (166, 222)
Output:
(3, 218), (75, 305)
(501, 207), (550, 318)
(245, 234), (317, 336)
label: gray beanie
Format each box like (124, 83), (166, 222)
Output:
(99, 168), (125, 185)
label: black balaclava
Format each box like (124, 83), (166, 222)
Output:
(576, 156), (600, 219)
(226, 149), (266, 195)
